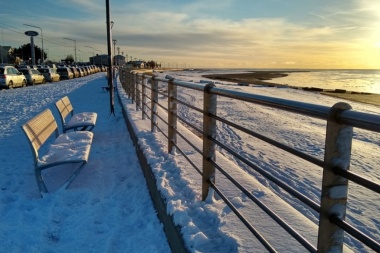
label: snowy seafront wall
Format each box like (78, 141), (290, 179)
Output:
(118, 68), (380, 253)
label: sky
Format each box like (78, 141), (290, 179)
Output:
(1, 0), (380, 68)
(0, 68), (379, 252)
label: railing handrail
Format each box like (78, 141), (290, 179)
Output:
(120, 68), (380, 253)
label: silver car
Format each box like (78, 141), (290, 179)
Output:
(19, 68), (46, 86)
(0, 66), (27, 89)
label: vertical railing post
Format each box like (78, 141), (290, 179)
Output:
(131, 72), (136, 104)
(136, 74), (141, 111)
(318, 102), (353, 252)
(142, 74), (147, 119)
(168, 78), (177, 154)
(151, 76), (158, 132)
(123, 69), (128, 92)
(127, 71), (132, 99)
(202, 83), (217, 201)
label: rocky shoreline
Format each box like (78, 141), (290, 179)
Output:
(202, 71), (380, 106)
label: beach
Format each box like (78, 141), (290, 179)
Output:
(202, 71), (380, 106)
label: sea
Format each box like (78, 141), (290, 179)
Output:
(190, 69), (380, 95)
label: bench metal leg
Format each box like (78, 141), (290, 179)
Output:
(35, 161), (87, 196)
(61, 162), (87, 190)
(35, 168), (48, 194)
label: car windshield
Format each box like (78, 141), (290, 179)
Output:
(38, 69), (49, 73)
(57, 68), (66, 73)
(0, 68), (4, 74)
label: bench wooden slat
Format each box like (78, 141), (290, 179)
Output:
(22, 109), (59, 162)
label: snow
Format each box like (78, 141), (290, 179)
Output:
(40, 131), (93, 166)
(1, 69), (379, 252)
(66, 112), (97, 129)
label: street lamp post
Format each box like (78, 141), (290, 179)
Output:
(85, 46), (95, 64)
(63, 37), (77, 63)
(112, 39), (117, 66)
(24, 24), (44, 65)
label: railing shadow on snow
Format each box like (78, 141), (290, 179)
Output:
(119, 67), (380, 253)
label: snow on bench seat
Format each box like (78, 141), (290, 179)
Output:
(39, 131), (93, 167)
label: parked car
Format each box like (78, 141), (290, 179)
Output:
(79, 67), (88, 76)
(18, 68), (45, 86)
(57, 67), (74, 79)
(77, 67), (85, 77)
(38, 67), (60, 82)
(69, 67), (80, 78)
(0, 66), (27, 89)
(18, 65), (37, 70)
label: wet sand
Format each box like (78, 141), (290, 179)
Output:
(202, 71), (380, 107)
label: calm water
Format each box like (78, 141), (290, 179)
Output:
(267, 69), (380, 94)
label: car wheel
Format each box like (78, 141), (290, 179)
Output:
(22, 79), (26, 87)
(8, 81), (13, 89)
(32, 80), (35, 86)
(42, 78), (46, 84)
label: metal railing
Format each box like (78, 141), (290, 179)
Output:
(119, 68), (380, 253)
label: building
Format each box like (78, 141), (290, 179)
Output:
(114, 55), (125, 66)
(90, 54), (109, 66)
(0, 46), (13, 64)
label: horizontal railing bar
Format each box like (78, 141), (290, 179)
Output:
(143, 111), (150, 120)
(153, 76), (172, 83)
(171, 132), (203, 176)
(174, 113), (203, 135)
(142, 102), (151, 112)
(173, 127), (203, 156)
(173, 97), (204, 114)
(329, 215), (380, 252)
(154, 123), (169, 141)
(144, 95), (152, 103)
(172, 80), (207, 92)
(211, 113), (324, 168)
(210, 86), (331, 120)
(209, 159), (317, 252)
(337, 109), (380, 133)
(157, 90), (168, 98)
(332, 167), (380, 194)
(156, 101), (168, 112)
(208, 180), (278, 253)
(210, 136), (321, 213)
(154, 112), (169, 126)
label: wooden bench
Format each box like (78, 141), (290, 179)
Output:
(55, 96), (97, 133)
(21, 109), (94, 194)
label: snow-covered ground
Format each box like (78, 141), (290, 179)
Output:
(1, 70), (379, 252)
(0, 73), (170, 253)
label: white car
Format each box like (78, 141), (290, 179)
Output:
(0, 65), (27, 89)
(18, 68), (45, 86)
